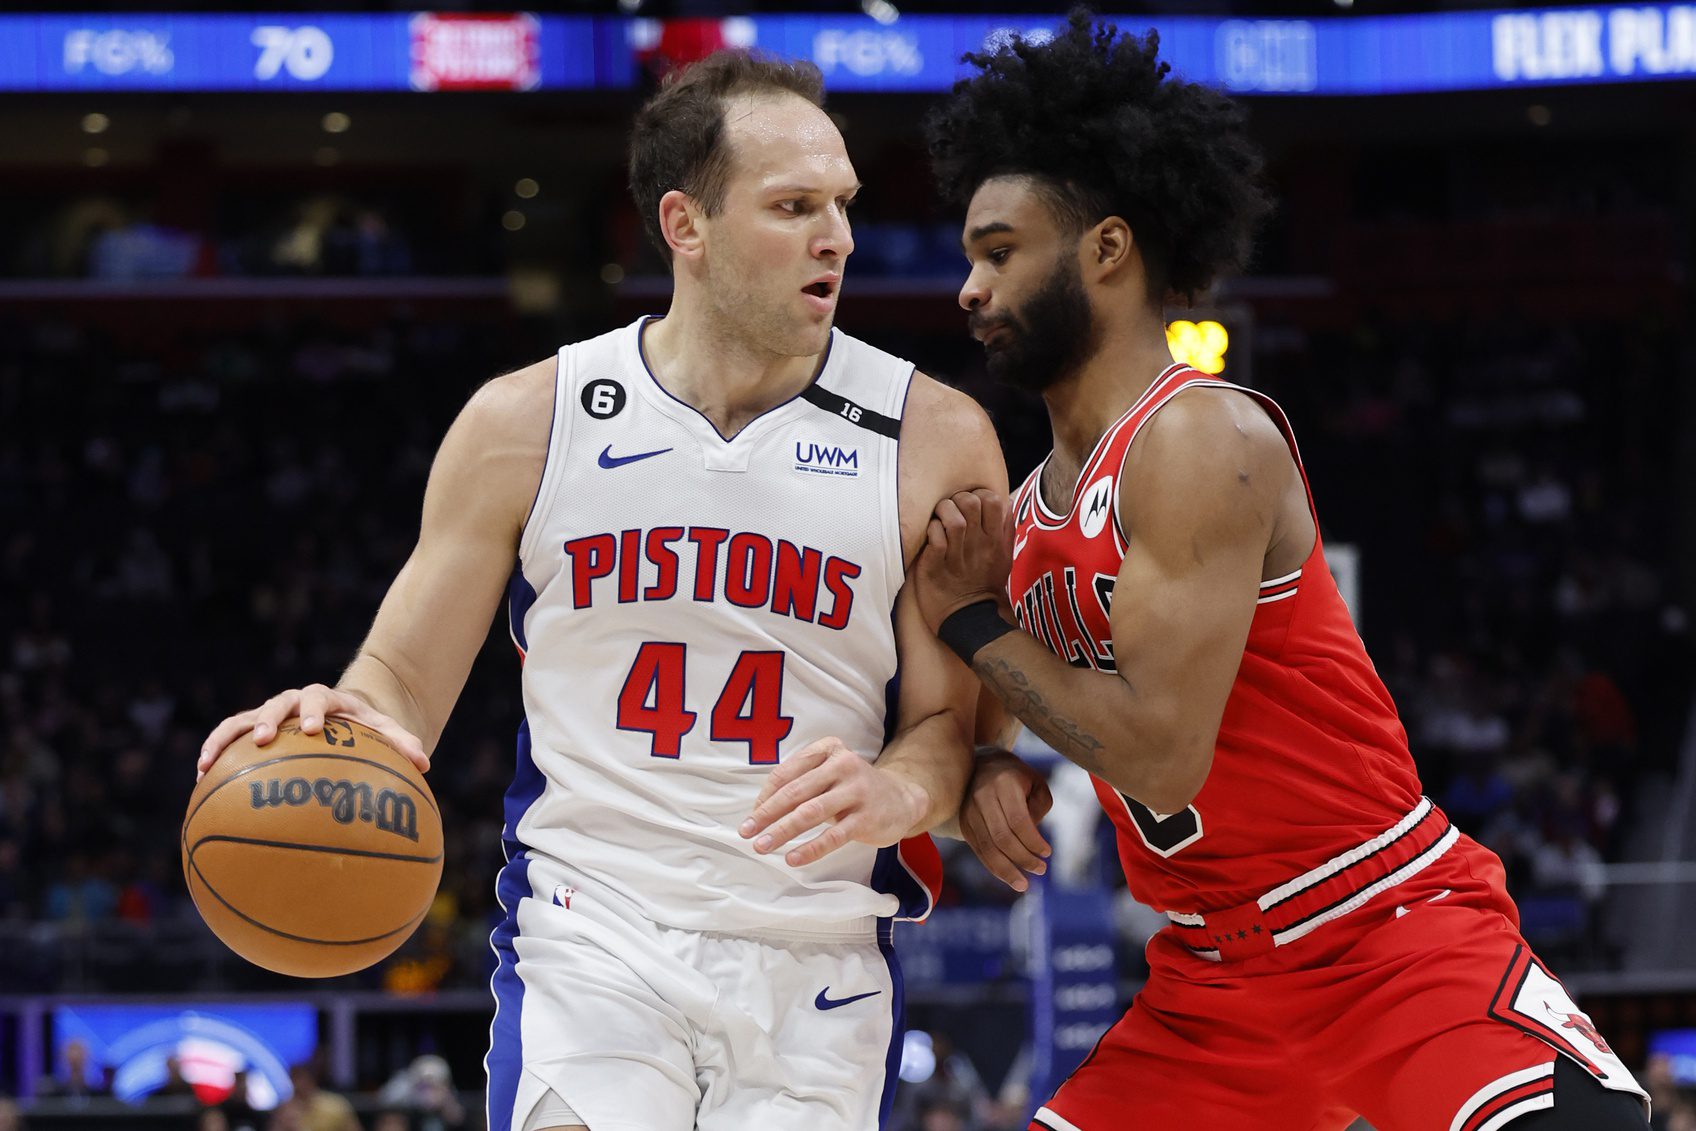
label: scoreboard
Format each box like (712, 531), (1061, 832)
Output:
(2, 7), (1694, 94)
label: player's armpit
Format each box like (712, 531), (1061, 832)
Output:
(338, 356), (555, 755)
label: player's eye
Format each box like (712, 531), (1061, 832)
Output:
(777, 199), (807, 215)
(988, 247), (1011, 265)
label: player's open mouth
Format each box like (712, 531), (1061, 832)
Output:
(802, 276), (839, 307)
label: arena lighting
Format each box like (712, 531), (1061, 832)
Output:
(515, 177), (540, 198)
(1166, 319), (1229, 375)
(898, 1030), (937, 1083)
(862, 0), (902, 25)
(320, 110), (350, 132)
(80, 111), (108, 132)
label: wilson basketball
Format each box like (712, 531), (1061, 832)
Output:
(181, 715), (444, 978)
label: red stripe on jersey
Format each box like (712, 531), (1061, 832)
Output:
(1459, 1080), (1555, 1131)
(897, 833), (943, 923)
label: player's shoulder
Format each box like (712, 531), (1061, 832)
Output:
(898, 372), (1007, 515)
(1137, 380), (1288, 466)
(902, 370), (996, 441)
(460, 355), (557, 439)
(1122, 381), (1294, 515)
(439, 357), (558, 509)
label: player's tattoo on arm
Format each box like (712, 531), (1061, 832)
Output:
(973, 653), (1109, 775)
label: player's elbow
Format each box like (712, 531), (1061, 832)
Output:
(1101, 715), (1214, 813)
(1147, 748), (1213, 812)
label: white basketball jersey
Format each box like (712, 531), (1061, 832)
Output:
(503, 316), (937, 937)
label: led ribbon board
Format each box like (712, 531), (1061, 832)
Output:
(0, 8), (1691, 93)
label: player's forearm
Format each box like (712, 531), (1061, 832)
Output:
(337, 649), (439, 753)
(875, 711), (974, 838)
(969, 630), (1207, 813)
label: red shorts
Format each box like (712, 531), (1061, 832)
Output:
(1032, 840), (1646, 1131)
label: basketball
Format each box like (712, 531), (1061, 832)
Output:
(181, 715), (444, 978)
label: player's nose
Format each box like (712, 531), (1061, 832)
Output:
(813, 206), (853, 261)
(959, 268), (989, 312)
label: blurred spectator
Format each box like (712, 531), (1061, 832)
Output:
(288, 1063), (358, 1131)
(895, 1032), (991, 1131)
(265, 1098), (305, 1131)
(35, 1038), (109, 1100)
(377, 1055), (466, 1131)
(0, 1097), (20, 1131)
(916, 1097), (971, 1131)
(219, 1072), (261, 1131)
(159, 1055), (196, 1097)
(1645, 1052), (1695, 1131)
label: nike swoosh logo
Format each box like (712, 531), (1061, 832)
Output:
(814, 988), (880, 1011)
(598, 444), (672, 469)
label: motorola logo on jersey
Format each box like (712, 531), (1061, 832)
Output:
(1078, 476), (1114, 539)
(562, 527), (862, 630)
(794, 441), (860, 477)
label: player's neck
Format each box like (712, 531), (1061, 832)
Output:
(1042, 317), (1176, 469)
(641, 305), (823, 439)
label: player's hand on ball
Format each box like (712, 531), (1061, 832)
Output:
(739, 737), (929, 867)
(915, 488), (1015, 635)
(961, 749), (1053, 892)
(197, 684), (429, 780)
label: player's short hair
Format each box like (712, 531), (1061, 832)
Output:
(629, 50), (827, 264)
(925, 9), (1273, 300)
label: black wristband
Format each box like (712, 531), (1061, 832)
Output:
(938, 599), (1014, 665)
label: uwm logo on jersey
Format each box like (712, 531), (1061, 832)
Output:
(1013, 566), (1117, 672)
(794, 441), (860, 477)
(563, 526), (862, 630)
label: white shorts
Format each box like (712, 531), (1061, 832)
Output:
(486, 852), (904, 1131)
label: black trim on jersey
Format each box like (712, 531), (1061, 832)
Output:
(801, 383), (902, 439)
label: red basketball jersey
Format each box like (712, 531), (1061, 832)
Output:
(1008, 364), (1430, 919)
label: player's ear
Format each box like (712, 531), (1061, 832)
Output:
(1087, 216), (1133, 280)
(659, 189), (706, 265)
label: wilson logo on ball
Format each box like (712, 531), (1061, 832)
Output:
(248, 777), (420, 842)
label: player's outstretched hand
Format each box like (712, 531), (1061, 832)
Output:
(961, 749), (1053, 892)
(739, 737), (929, 868)
(197, 684), (429, 780)
(915, 488), (1015, 635)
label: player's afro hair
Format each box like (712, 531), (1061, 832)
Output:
(926, 10), (1273, 299)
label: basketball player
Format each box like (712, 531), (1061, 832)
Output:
(912, 14), (1650, 1131)
(198, 52), (1005, 1131)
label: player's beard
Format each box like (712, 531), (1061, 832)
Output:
(973, 255), (1095, 393)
